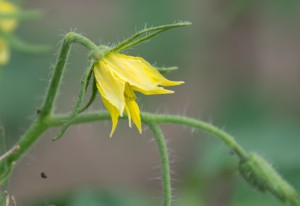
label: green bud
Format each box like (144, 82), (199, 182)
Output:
(239, 153), (299, 205)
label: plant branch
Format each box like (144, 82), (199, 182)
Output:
(0, 32), (98, 182)
(40, 32), (97, 117)
(49, 111), (248, 160)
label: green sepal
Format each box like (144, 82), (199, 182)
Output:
(79, 77), (98, 113)
(156, 66), (178, 74)
(53, 62), (95, 141)
(111, 21), (192, 52)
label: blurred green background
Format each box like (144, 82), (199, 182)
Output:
(1, 0), (300, 205)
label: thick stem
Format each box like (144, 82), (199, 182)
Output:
(40, 32), (97, 117)
(0, 120), (48, 174)
(148, 122), (172, 206)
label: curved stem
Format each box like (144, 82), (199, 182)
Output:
(0, 32), (98, 180)
(143, 113), (248, 160)
(147, 122), (171, 206)
(40, 32), (97, 117)
(49, 111), (248, 160)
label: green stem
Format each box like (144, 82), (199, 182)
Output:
(40, 32), (97, 117)
(0, 120), (47, 173)
(49, 111), (248, 160)
(0, 32), (97, 180)
(143, 113), (248, 160)
(147, 122), (172, 206)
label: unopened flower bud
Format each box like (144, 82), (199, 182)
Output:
(239, 153), (299, 205)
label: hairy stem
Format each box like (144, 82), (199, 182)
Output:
(147, 122), (172, 206)
(0, 32), (97, 178)
(40, 32), (97, 117)
(49, 111), (248, 160)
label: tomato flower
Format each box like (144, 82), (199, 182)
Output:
(93, 52), (183, 136)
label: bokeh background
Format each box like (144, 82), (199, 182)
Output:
(1, 0), (300, 205)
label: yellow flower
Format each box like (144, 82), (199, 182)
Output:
(93, 52), (183, 136)
(0, 0), (18, 65)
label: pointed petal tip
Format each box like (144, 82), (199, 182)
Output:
(136, 124), (142, 134)
(164, 89), (175, 94)
(109, 130), (114, 138)
(109, 123), (118, 137)
(172, 80), (185, 85)
(160, 80), (185, 87)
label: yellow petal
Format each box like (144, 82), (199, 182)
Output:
(125, 104), (132, 128)
(102, 96), (120, 137)
(0, 38), (9, 65)
(124, 83), (133, 127)
(94, 61), (126, 114)
(136, 56), (184, 87)
(103, 53), (183, 94)
(131, 85), (175, 95)
(0, 1), (18, 32)
(124, 84), (141, 133)
(124, 83), (136, 100)
(125, 99), (142, 134)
